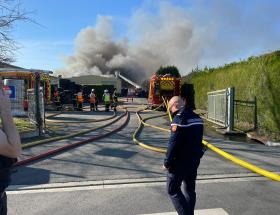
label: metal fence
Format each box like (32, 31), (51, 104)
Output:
(3, 79), (26, 116)
(234, 98), (257, 131)
(2, 72), (47, 136)
(208, 87), (259, 132)
(3, 80), (45, 136)
(27, 88), (44, 126)
(207, 87), (235, 131)
(207, 89), (228, 126)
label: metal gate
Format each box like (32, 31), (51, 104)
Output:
(207, 87), (235, 131)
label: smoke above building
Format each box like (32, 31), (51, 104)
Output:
(57, 1), (280, 84)
(57, 2), (196, 83)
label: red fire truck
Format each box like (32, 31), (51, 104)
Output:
(148, 73), (181, 106)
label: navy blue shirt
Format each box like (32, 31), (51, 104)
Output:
(164, 107), (204, 169)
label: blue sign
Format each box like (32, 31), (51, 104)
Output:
(3, 85), (16, 99)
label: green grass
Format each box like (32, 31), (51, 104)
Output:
(183, 50), (280, 137)
(0, 118), (36, 133)
(14, 118), (37, 133)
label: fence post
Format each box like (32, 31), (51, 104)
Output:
(214, 95), (216, 120)
(227, 87), (235, 132)
(254, 96), (258, 130)
(35, 72), (43, 136)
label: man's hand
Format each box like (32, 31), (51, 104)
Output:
(161, 164), (168, 171)
(0, 78), (12, 114)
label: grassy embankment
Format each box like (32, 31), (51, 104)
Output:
(182, 50), (280, 140)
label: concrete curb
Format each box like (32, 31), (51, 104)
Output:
(8, 172), (276, 192)
(247, 133), (280, 146)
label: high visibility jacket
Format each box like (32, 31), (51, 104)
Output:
(89, 93), (96, 103)
(77, 92), (84, 103)
(103, 93), (110, 102)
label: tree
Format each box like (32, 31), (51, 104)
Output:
(156, 65), (181, 78)
(0, 0), (30, 63)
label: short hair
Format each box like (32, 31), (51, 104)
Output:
(169, 96), (185, 109)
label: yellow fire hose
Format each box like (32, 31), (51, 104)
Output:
(133, 102), (280, 182)
(133, 110), (167, 153)
(161, 97), (172, 122)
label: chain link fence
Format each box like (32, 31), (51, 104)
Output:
(27, 88), (45, 127)
(3, 79), (26, 116)
(208, 87), (258, 132)
(234, 98), (257, 132)
(3, 78), (45, 136)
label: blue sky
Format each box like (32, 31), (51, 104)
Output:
(11, 0), (280, 74)
(13, 0), (144, 69)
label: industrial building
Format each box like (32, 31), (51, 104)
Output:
(69, 75), (122, 93)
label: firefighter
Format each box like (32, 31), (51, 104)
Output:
(72, 92), (77, 110)
(76, 89), (84, 111)
(53, 87), (62, 110)
(53, 87), (59, 100)
(89, 89), (97, 111)
(102, 89), (110, 112)
(111, 88), (118, 112)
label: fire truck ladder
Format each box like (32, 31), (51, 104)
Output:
(114, 71), (141, 89)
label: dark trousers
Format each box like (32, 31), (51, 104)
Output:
(77, 102), (83, 111)
(166, 161), (200, 215)
(0, 192), (7, 215)
(95, 101), (98, 111)
(111, 102), (117, 112)
(105, 103), (110, 112)
(90, 103), (96, 111)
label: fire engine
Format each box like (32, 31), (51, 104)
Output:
(148, 73), (181, 106)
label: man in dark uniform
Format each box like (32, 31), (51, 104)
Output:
(0, 78), (22, 215)
(163, 96), (205, 215)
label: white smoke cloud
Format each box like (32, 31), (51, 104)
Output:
(57, 2), (198, 82)
(128, 1), (200, 74)
(57, 0), (280, 83)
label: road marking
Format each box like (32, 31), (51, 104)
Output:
(138, 208), (229, 215)
(7, 175), (269, 195)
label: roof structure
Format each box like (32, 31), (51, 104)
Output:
(0, 62), (24, 69)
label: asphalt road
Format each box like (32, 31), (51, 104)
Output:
(7, 98), (280, 214)
(7, 177), (280, 215)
